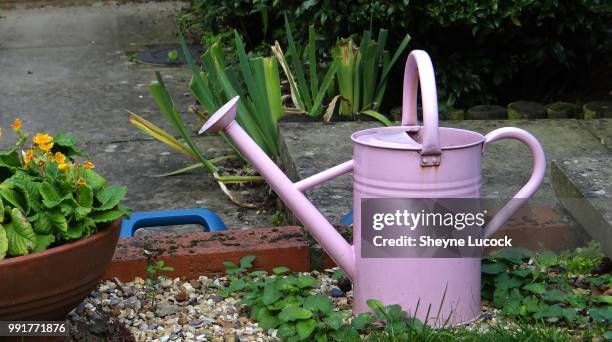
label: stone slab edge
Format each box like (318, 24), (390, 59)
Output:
(104, 227), (310, 281)
(551, 162), (611, 257)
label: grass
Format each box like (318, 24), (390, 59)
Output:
(364, 320), (571, 342)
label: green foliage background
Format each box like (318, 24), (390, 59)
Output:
(181, 0), (612, 109)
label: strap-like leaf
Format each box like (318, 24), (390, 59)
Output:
(128, 112), (196, 159)
(361, 110), (394, 126)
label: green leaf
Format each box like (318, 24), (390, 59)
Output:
(295, 275), (318, 288)
(49, 209), (68, 232)
(0, 187), (27, 213)
(495, 272), (522, 289)
(228, 278), (246, 293)
(0, 225), (7, 259)
(95, 185), (127, 211)
(5, 208), (37, 256)
(535, 305), (576, 321)
(375, 33), (410, 104)
(310, 62), (337, 116)
(279, 307), (312, 322)
(52, 132), (84, 157)
(366, 299), (386, 320)
(523, 282), (547, 295)
(254, 307), (281, 329)
(77, 184), (93, 208)
(385, 304), (407, 322)
(5, 173), (42, 212)
(296, 319), (317, 339)
(277, 323), (297, 338)
(74, 205), (92, 220)
(83, 169), (106, 191)
(262, 282), (281, 305)
(72, 218), (96, 238)
(61, 222), (84, 240)
(594, 295), (612, 305)
(327, 311), (347, 330)
(273, 266), (290, 275)
(303, 294), (333, 314)
(542, 289), (568, 303)
(32, 211), (53, 234)
(284, 14), (312, 109)
(249, 270), (267, 277)
(520, 295), (543, 315)
(497, 247), (533, 264)
(307, 24), (319, 95)
(0, 150), (21, 168)
(89, 208), (128, 223)
(223, 261), (237, 269)
(351, 313), (374, 330)
(33, 233), (55, 252)
(481, 262), (505, 274)
(240, 255), (255, 268)
(512, 268), (532, 277)
(361, 110), (393, 126)
(589, 307), (612, 323)
(39, 182), (65, 208)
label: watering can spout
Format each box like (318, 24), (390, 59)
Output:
(199, 96), (357, 280)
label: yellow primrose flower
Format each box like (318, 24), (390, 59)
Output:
(33, 133), (54, 152)
(83, 161), (95, 169)
(77, 178), (87, 186)
(11, 119), (22, 132)
(58, 163), (69, 171)
(54, 152), (66, 164)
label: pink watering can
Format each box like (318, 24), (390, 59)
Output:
(199, 50), (546, 325)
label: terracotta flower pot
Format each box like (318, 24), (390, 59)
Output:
(0, 220), (121, 320)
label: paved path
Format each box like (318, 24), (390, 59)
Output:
(0, 1), (273, 233)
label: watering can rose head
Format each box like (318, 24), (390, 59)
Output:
(0, 119), (131, 261)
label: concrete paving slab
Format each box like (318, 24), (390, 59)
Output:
(278, 119), (610, 226)
(85, 136), (273, 234)
(445, 119), (609, 200)
(0, 79), (203, 146)
(0, 2), (186, 49)
(552, 156), (612, 256)
(0, 45), (193, 92)
(580, 119), (612, 151)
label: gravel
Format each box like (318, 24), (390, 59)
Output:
(68, 269), (351, 341)
(68, 268), (500, 341)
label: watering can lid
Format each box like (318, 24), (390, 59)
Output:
(353, 127), (424, 150)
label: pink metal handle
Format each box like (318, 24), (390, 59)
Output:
(401, 50), (442, 166)
(482, 127), (546, 238)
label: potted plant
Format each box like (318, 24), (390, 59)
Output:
(0, 119), (131, 320)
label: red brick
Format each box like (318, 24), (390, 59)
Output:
(104, 227), (310, 281)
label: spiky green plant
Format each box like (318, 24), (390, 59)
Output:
(128, 32), (284, 206)
(332, 30), (411, 125)
(271, 16), (337, 117)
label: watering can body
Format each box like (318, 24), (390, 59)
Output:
(199, 50), (545, 326)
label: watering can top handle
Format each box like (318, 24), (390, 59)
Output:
(401, 50), (442, 166)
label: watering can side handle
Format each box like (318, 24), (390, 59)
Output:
(482, 127), (546, 238)
(294, 160), (354, 192)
